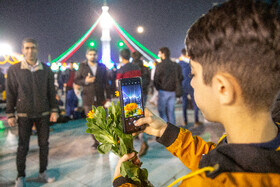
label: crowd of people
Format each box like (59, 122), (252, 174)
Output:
(4, 0), (280, 186)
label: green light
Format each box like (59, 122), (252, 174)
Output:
(118, 41), (124, 47)
(89, 41), (96, 47)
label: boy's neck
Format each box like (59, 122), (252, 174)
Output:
(223, 109), (278, 144)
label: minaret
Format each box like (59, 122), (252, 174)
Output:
(100, 4), (112, 68)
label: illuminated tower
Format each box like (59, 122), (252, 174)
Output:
(100, 5), (112, 68)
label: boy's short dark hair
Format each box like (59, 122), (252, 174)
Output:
(120, 48), (131, 60)
(86, 48), (97, 54)
(159, 47), (170, 59)
(22, 38), (37, 48)
(185, 0), (280, 111)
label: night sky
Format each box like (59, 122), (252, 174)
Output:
(0, 0), (225, 63)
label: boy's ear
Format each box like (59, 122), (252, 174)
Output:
(212, 73), (240, 105)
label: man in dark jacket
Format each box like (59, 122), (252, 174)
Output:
(154, 47), (182, 125)
(6, 38), (58, 187)
(178, 48), (201, 126)
(74, 48), (110, 149)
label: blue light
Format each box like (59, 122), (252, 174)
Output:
(100, 58), (114, 69)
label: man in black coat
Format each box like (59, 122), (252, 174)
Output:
(6, 38), (58, 186)
(154, 47), (183, 125)
(74, 48), (110, 149)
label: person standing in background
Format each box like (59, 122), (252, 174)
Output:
(74, 48), (110, 150)
(149, 60), (159, 106)
(6, 38), (58, 187)
(60, 61), (78, 119)
(154, 47), (179, 125)
(178, 48), (202, 127)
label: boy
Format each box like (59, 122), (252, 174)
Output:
(113, 0), (280, 186)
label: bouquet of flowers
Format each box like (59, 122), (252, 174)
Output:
(85, 101), (153, 187)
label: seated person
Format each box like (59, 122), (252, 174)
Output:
(113, 0), (280, 186)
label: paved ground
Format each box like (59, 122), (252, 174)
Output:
(0, 99), (224, 187)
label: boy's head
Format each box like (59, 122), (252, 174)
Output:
(185, 0), (280, 113)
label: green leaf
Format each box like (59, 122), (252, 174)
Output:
(97, 144), (112, 154)
(111, 145), (121, 157)
(120, 161), (139, 178)
(95, 117), (105, 128)
(85, 128), (93, 134)
(86, 122), (93, 128)
(106, 118), (112, 129)
(86, 118), (95, 123)
(112, 102), (116, 115)
(96, 106), (106, 119)
(94, 133), (115, 144)
(91, 105), (97, 111)
(119, 137), (128, 155)
(139, 168), (148, 181)
(87, 123), (103, 132)
(131, 177), (141, 185)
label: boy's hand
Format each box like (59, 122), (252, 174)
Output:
(134, 108), (167, 137)
(114, 152), (139, 179)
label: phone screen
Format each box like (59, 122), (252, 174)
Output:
(119, 77), (146, 133)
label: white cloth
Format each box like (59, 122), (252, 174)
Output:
(88, 62), (97, 76)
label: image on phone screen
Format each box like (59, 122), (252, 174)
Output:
(119, 77), (145, 133)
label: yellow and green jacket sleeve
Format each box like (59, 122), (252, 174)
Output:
(157, 123), (216, 171)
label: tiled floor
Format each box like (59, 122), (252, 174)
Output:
(0, 100), (224, 187)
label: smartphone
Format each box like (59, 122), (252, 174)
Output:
(118, 77), (146, 134)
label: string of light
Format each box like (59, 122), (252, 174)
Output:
(112, 20), (154, 62)
(51, 14), (158, 64)
(0, 55), (19, 65)
(111, 18), (159, 60)
(52, 17), (101, 62)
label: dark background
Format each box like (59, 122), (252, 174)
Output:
(0, 0), (225, 63)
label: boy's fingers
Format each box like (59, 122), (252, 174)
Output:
(121, 152), (135, 162)
(135, 116), (152, 126)
(134, 108), (155, 126)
